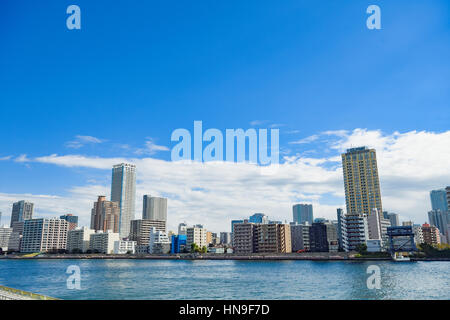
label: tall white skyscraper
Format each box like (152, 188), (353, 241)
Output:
(111, 163), (136, 238)
(143, 195), (167, 221)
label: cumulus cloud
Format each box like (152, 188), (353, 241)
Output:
(1, 129), (449, 233)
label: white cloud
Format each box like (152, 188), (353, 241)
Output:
(1, 129), (449, 234)
(0, 156), (12, 161)
(289, 134), (320, 145)
(66, 135), (104, 149)
(134, 138), (169, 156)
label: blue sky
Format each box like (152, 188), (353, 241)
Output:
(0, 1), (449, 231)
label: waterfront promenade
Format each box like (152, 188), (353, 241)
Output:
(0, 285), (57, 300)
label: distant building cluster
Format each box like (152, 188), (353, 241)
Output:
(1, 148), (450, 256)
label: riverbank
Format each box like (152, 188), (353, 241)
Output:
(2, 252), (449, 261)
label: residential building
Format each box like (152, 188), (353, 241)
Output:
(232, 222), (255, 254)
(336, 208), (345, 250)
(149, 227), (170, 254)
(142, 195), (167, 221)
(186, 225), (207, 249)
(341, 213), (369, 252)
(21, 218), (68, 253)
(309, 223), (329, 252)
(111, 163), (136, 238)
(90, 196), (120, 233)
(10, 200), (34, 227)
(0, 226), (13, 251)
(292, 204), (313, 225)
(89, 230), (120, 254)
(67, 227), (95, 253)
(290, 223), (310, 252)
(170, 234), (187, 253)
(113, 240), (136, 254)
(420, 223), (441, 246)
(342, 147), (383, 216)
(129, 219), (166, 245)
(219, 232), (232, 245)
(60, 214), (78, 231)
(254, 223), (292, 253)
(11, 221), (24, 235)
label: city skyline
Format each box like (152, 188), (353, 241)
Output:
(1, 1), (450, 233)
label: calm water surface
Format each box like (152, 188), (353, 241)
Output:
(0, 259), (448, 300)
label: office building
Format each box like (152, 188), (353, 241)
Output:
(67, 227), (95, 253)
(10, 200), (34, 227)
(149, 227), (170, 254)
(11, 221), (24, 235)
(89, 230), (120, 254)
(170, 234), (187, 253)
(90, 196), (120, 233)
(186, 225), (207, 249)
(113, 240), (136, 254)
(292, 204), (313, 225)
(111, 163), (136, 238)
(383, 211), (399, 227)
(231, 220), (244, 234)
(178, 222), (187, 235)
(342, 147), (383, 216)
(21, 218), (68, 253)
(430, 189), (448, 213)
(143, 195), (167, 221)
(60, 214), (78, 231)
(428, 209), (449, 238)
(249, 213), (268, 224)
(129, 219), (166, 246)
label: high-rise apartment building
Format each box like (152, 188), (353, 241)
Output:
(292, 204), (313, 225)
(430, 189), (448, 213)
(20, 218), (68, 253)
(111, 163), (136, 238)
(233, 222), (255, 254)
(143, 195), (167, 221)
(255, 223), (292, 253)
(10, 200), (34, 227)
(383, 212), (399, 227)
(90, 196), (120, 233)
(342, 147), (382, 216)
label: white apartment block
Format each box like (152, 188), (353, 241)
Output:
(20, 218), (68, 253)
(186, 225), (207, 249)
(89, 230), (120, 254)
(342, 213), (369, 252)
(67, 227), (96, 253)
(113, 240), (136, 254)
(149, 227), (170, 254)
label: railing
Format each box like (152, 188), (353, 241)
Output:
(0, 285), (59, 300)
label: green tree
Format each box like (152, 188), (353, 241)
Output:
(356, 243), (368, 254)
